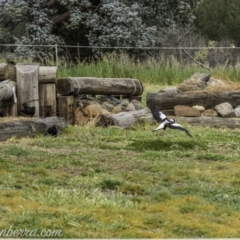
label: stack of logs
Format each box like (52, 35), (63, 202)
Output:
(0, 63), (57, 118)
(0, 63), (144, 127)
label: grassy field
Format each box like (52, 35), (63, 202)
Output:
(1, 54), (240, 237)
(1, 104), (240, 237)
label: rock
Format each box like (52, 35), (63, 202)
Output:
(207, 78), (225, 88)
(178, 72), (210, 92)
(83, 103), (102, 117)
(101, 109), (111, 115)
(101, 101), (114, 112)
(214, 102), (233, 117)
(112, 105), (122, 114)
(202, 109), (218, 117)
(233, 106), (240, 117)
(174, 105), (201, 117)
(121, 99), (129, 107)
(131, 99), (142, 110)
(192, 105), (205, 112)
(126, 102), (136, 111)
(74, 107), (89, 126)
(159, 86), (179, 94)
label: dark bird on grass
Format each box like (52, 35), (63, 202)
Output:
(47, 125), (59, 136)
(0, 108), (5, 117)
(21, 102), (35, 117)
(44, 111), (51, 118)
(148, 104), (192, 137)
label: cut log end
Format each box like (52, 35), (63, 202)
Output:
(56, 78), (72, 95)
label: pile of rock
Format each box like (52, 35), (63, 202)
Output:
(152, 72), (240, 118)
(73, 95), (142, 126)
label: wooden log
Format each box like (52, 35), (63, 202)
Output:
(176, 117), (240, 129)
(0, 116), (67, 141)
(57, 96), (74, 124)
(4, 64), (16, 81)
(39, 83), (56, 117)
(56, 77), (144, 96)
(0, 63), (16, 81)
(146, 91), (240, 110)
(98, 107), (153, 129)
(39, 66), (58, 84)
(0, 63), (7, 81)
(0, 80), (16, 101)
(16, 64), (40, 117)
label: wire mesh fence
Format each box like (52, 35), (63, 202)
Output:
(0, 44), (240, 70)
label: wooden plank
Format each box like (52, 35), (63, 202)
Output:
(56, 77), (144, 96)
(39, 83), (56, 117)
(16, 64), (40, 117)
(1, 97), (17, 117)
(39, 66), (58, 84)
(57, 96), (74, 124)
(0, 116), (67, 141)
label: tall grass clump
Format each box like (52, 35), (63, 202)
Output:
(57, 51), (240, 85)
(58, 52), (206, 85)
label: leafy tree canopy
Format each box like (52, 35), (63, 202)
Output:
(0, 0), (200, 60)
(195, 0), (240, 45)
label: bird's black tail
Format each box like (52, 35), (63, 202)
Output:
(185, 130), (193, 137)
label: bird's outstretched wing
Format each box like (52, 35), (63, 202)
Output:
(167, 122), (192, 137)
(148, 105), (167, 122)
(152, 121), (166, 132)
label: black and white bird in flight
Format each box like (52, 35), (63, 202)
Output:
(148, 105), (192, 137)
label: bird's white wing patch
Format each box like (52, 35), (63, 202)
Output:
(154, 121), (166, 131)
(159, 111), (167, 120)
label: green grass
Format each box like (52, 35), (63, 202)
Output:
(1, 52), (240, 237)
(1, 123), (240, 238)
(57, 52), (240, 85)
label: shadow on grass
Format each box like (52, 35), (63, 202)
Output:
(128, 139), (200, 152)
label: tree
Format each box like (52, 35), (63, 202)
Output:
(195, 0), (240, 44)
(0, 0), (200, 61)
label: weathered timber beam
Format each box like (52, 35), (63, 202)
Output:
(146, 91), (240, 109)
(56, 77), (144, 96)
(98, 107), (153, 129)
(175, 117), (240, 129)
(0, 116), (67, 141)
